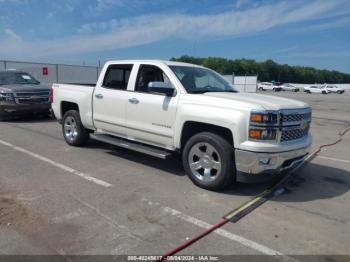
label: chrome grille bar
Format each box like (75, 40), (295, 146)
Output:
(13, 91), (50, 105)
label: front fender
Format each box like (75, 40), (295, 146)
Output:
(174, 103), (248, 149)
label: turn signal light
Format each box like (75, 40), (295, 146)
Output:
(250, 111), (278, 124)
(249, 129), (262, 139)
(250, 114), (264, 122)
(249, 128), (277, 140)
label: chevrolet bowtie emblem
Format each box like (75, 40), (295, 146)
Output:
(31, 95), (40, 100)
(300, 121), (309, 130)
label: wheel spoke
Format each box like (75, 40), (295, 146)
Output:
(190, 161), (202, 171)
(205, 144), (216, 157)
(203, 168), (212, 178)
(212, 160), (221, 170)
(193, 147), (205, 158)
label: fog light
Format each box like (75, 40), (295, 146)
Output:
(259, 158), (271, 165)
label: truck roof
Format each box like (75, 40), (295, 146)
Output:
(105, 60), (203, 68)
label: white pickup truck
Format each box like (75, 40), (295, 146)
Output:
(52, 60), (312, 190)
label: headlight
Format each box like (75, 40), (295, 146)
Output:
(249, 111), (279, 141)
(249, 128), (277, 140)
(250, 111), (278, 125)
(0, 92), (14, 102)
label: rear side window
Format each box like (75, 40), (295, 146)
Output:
(103, 64), (133, 90)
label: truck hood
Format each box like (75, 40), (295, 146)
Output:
(203, 92), (309, 110)
(0, 84), (50, 93)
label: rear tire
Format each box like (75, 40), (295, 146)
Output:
(182, 132), (236, 191)
(62, 110), (89, 146)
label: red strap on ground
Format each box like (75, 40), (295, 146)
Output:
(155, 218), (229, 262)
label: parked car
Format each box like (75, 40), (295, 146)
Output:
(280, 83), (300, 92)
(321, 85), (345, 94)
(0, 71), (52, 120)
(52, 60), (312, 190)
(257, 82), (282, 92)
(304, 85), (329, 94)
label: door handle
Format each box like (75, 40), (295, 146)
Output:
(128, 98), (139, 104)
(95, 93), (104, 99)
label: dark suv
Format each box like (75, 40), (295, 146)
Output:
(0, 71), (52, 120)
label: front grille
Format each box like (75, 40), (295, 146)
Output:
(17, 98), (49, 104)
(14, 91), (50, 105)
(281, 127), (309, 142)
(278, 108), (312, 142)
(281, 112), (311, 124)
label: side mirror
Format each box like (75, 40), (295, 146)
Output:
(148, 82), (175, 96)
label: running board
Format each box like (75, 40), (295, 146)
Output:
(90, 133), (172, 159)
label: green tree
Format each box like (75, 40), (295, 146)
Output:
(170, 56), (350, 84)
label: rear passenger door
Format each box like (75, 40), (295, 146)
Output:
(93, 64), (133, 137)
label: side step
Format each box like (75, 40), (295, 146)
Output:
(90, 133), (172, 159)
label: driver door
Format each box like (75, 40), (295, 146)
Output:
(125, 64), (179, 148)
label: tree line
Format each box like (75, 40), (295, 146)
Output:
(170, 56), (350, 84)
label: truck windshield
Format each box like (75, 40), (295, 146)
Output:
(0, 72), (40, 85)
(169, 66), (237, 94)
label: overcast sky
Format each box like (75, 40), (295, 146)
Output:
(0, 0), (349, 72)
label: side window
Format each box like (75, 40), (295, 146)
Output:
(103, 64), (133, 90)
(135, 65), (170, 93)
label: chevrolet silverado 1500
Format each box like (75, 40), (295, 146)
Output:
(52, 60), (312, 190)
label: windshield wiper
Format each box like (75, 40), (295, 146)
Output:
(189, 89), (238, 94)
(202, 90), (238, 93)
(215, 90), (237, 93)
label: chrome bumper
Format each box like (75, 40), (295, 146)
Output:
(235, 145), (311, 176)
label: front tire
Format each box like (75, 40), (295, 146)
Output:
(182, 132), (236, 191)
(62, 110), (89, 146)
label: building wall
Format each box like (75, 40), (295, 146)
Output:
(223, 75), (258, 92)
(0, 60), (101, 85)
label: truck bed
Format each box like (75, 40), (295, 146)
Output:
(51, 83), (95, 129)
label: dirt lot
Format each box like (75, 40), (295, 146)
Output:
(0, 91), (349, 260)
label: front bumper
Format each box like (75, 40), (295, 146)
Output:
(0, 103), (51, 117)
(235, 145), (311, 182)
